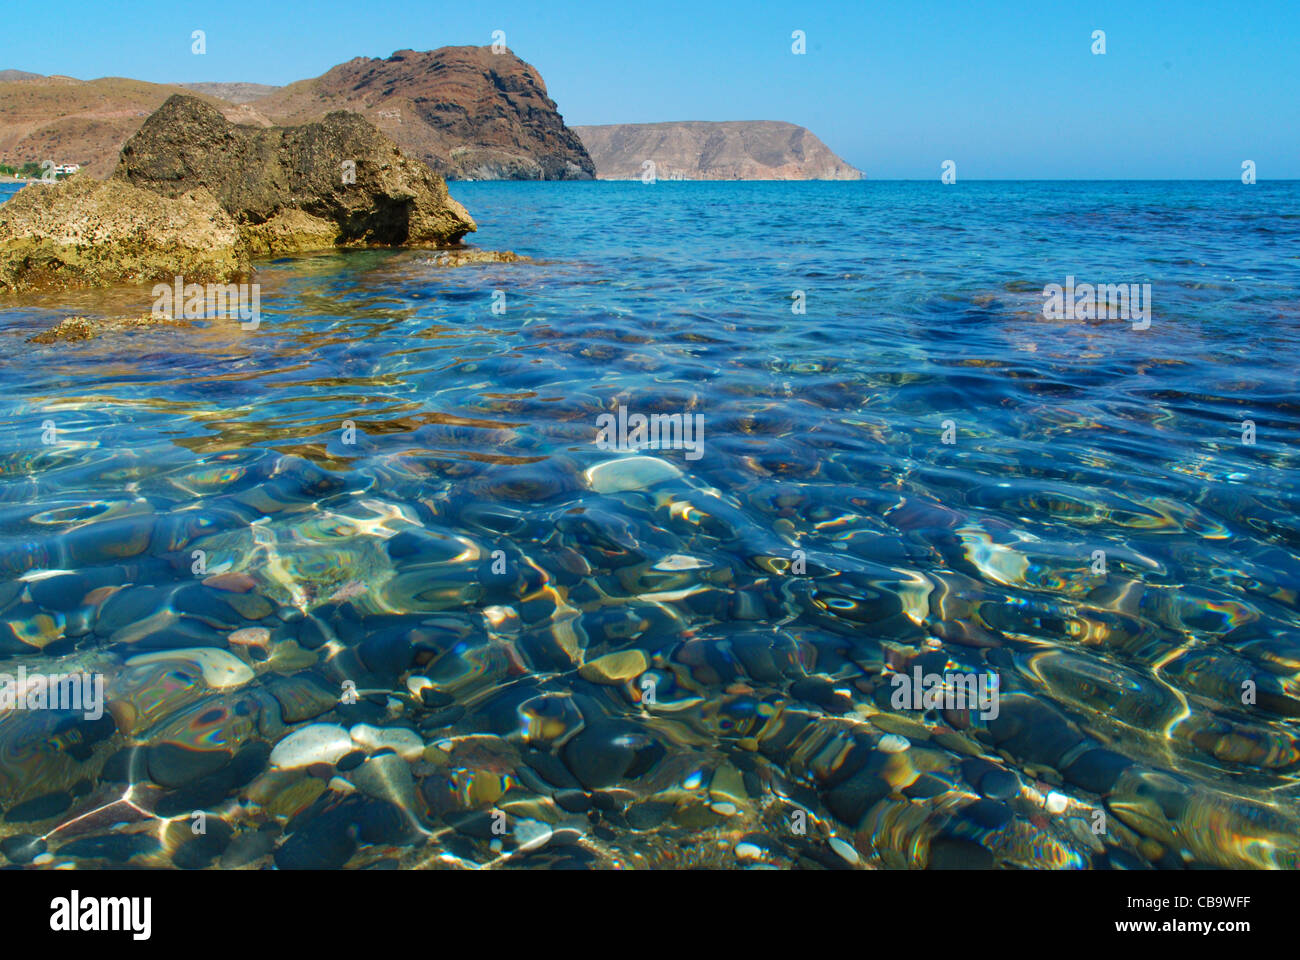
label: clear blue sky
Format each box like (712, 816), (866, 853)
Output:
(3, 0), (1297, 178)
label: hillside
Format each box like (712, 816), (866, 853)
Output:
(176, 82), (281, 103)
(252, 46), (593, 180)
(0, 75), (254, 177)
(0, 47), (594, 180)
(573, 121), (862, 180)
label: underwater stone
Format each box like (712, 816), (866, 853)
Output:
(270, 724), (354, 769)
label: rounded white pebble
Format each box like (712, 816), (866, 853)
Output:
(270, 723), (353, 769)
(514, 819), (554, 853)
(127, 647), (254, 689)
(585, 456), (683, 493)
(878, 734), (911, 753)
(829, 837), (860, 865)
(1045, 791), (1068, 814)
(735, 842), (763, 861)
(710, 801), (739, 816)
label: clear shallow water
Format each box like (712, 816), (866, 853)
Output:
(0, 180), (1298, 869)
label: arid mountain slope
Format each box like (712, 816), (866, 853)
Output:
(176, 82), (281, 104)
(0, 75), (253, 177)
(252, 46), (594, 180)
(574, 121), (862, 180)
(0, 47), (593, 180)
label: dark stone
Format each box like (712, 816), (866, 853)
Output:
(903, 774), (950, 800)
(1064, 749), (1134, 796)
(961, 799), (1014, 830)
(442, 810), (499, 839)
(524, 750), (581, 790)
(358, 628), (416, 677)
(356, 799), (422, 845)
(101, 746), (149, 783)
(274, 796), (360, 869)
(97, 586), (170, 635)
(29, 573), (88, 611)
(825, 771), (892, 825)
(928, 837), (995, 869)
(4, 790), (72, 823)
(266, 674), (338, 723)
(1, 834), (47, 864)
(173, 819), (234, 869)
(154, 741), (270, 817)
(562, 722), (664, 790)
(554, 790), (592, 813)
(338, 750), (366, 772)
(57, 832), (160, 863)
(789, 677), (843, 710)
(333, 699), (386, 726)
(420, 688), (454, 709)
(418, 705), (466, 731)
(296, 615), (331, 650)
(625, 801), (674, 831)
(147, 742), (235, 789)
(986, 695), (1086, 768)
(52, 712), (118, 762)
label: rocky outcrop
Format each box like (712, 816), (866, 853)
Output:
(251, 46), (595, 180)
(114, 95), (475, 248)
(573, 121), (862, 180)
(27, 313), (186, 343)
(0, 177), (243, 292)
(0, 95), (478, 291)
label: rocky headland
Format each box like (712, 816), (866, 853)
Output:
(252, 46), (595, 181)
(573, 121), (862, 180)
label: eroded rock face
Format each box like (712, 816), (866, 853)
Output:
(0, 177), (244, 292)
(574, 121), (863, 180)
(114, 95), (476, 247)
(254, 46), (596, 181)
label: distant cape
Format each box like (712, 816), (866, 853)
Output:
(573, 121), (862, 180)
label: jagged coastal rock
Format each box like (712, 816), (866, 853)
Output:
(253, 46), (595, 180)
(115, 95), (475, 252)
(573, 121), (862, 180)
(0, 177), (242, 292)
(0, 95), (477, 291)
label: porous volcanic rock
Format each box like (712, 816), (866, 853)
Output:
(114, 94), (476, 247)
(0, 177), (243, 292)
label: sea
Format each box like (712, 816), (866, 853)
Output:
(0, 178), (1297, 869)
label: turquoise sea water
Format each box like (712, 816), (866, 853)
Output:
(0, 179), (1298, 869)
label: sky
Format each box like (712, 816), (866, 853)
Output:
(3, 0), (1297, 178)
